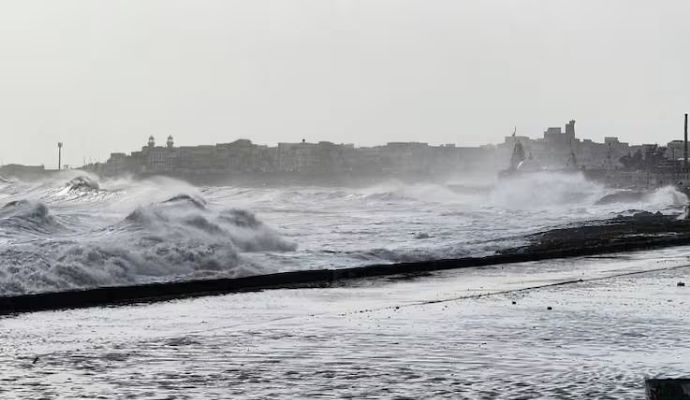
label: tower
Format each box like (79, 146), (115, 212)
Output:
(565, 120), (576, 140)
(166, 135), (174, 148)
(147, 135), (155, 148)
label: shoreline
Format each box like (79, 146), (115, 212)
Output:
(2, 213), (690, 315)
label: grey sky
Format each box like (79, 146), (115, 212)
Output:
(1, 0), (689, 167)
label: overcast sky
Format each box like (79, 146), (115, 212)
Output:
(1, 0), (689, 167)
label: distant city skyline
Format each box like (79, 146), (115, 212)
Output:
(1, 1), (689, 166)
(2, 118), (688, 168)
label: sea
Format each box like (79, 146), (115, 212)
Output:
(2, 171), (690, 399)
(0, 170), (686, 296)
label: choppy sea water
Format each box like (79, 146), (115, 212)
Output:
(2, 171), (690, 398)
(0, 170), (687, 295)
(2, 247), (690, 399)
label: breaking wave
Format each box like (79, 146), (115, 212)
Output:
(0, 171), (688, 296)
(489, 172), (687, 212)
(123, 194), (296, 253)
(642, 186), (688, 208)
(489, 172), (606, 209)
(0, 200), (64, 234)
(0, 191), (296, 296)
(66, 175), (100, 191)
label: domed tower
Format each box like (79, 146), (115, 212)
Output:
(166, 135), (174, 148)
(147, 135), (155, 148)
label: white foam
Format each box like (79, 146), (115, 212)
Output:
(0, 186), (296, 295)
(0, 172), (687, 296)
(488, 171), (607, 210)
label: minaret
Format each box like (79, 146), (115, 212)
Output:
(148, 135), (155, 148)
(166, 135), (174, 148)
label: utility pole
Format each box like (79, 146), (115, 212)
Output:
(58, 142), (63, 171)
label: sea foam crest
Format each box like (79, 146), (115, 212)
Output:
(0, 193), (296, 296)
(66, 175), (100, 191)
(0, 199), (63, 234)
(489, 171), (606, 209)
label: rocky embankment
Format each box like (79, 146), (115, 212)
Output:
(500, 211), (690, 256)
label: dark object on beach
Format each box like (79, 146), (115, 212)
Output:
(646, 378), (690, 400)
(512, 301), (517, 305)
(546, 306), (552, 310)
(32, 356), (39, 364)
(678, 282), (686, 287)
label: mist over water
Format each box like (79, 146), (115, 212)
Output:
(0, 171), (686, 296)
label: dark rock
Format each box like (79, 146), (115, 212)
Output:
(678, 282), (686, 287)
(645, 378), (690, 400)
(501, 212), (690, 257)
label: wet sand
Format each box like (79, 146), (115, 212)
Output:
(2, 247), (690, 399)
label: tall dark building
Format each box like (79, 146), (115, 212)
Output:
(565, 120), (575, 140)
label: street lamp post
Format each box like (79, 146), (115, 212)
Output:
(58, 142), (63, 171)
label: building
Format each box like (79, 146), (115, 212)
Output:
(97, 121), (652, 181)
(666, 140), (685, 161)
(498, 120), (631, 170)
(99, 135), (502, 180)
(0, 164), (49, 180)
